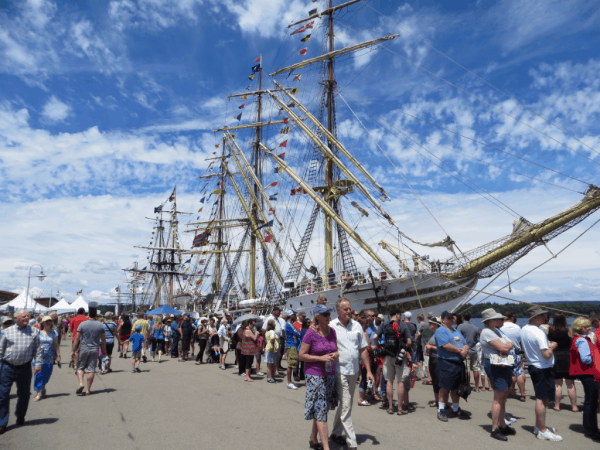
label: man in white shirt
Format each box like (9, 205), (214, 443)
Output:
(521, 305), (561, 442)
(500, 310), (526, 401)
(261, 307), (286, 372)
(330, 298), (373, 450)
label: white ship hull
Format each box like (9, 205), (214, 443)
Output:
(283, 274), (478, 320)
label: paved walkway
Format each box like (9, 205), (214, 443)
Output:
(2, 341), (595, 449)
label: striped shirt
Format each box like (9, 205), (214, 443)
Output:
(0, 324), (44, 368)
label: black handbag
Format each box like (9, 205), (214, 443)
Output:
(456, 362), (471, 401)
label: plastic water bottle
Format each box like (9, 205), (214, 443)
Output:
(367, 379), (373, 389)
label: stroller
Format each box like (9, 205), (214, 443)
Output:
(206, 334), (220, 364)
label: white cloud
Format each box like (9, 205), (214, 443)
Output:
(221, 0), (306, 38)
(83, 259), (121, 274)
(41, 95), (71, 122)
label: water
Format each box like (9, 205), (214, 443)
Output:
(469, 317), (576, 330)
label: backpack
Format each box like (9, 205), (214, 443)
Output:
(383, 321), (402, 357)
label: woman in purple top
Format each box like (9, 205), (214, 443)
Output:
(299, 305), (339, 450)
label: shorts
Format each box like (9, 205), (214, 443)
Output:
(465, 352), (480, 372)
(528, 366), (556, 401)
(382, 356), (410, 383)
(182, 337), (192, 352)
(438, 359), (463, 391)
(105, 343), (114, 356)
(265, 351), (278, 365)
(77, 350), (99, 373)
(120, 334), (131, 342)
(423, 354), (429, 369)
(287, 346), (299, 369)
(131, 350), (142, 360)
(512, 354), (523, 378)
(219, 337), (229, 353)
(484, 360), (512, 391)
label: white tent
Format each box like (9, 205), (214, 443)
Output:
(70, 295), (89, 313)
(50, 298), (75, 315)
(0, 291), (48, 313)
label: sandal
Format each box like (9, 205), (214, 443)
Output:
(428, 401), (438, 407)
(397, 409), (407, 415)
(308, 441), (323, 450)
(387, 408), (395, 415)
(358, 400), (371, 406)
(519, 395), (526, 402)
(422, 380), (432, 385)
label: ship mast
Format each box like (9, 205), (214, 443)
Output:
(215, 136), (226, 297)
(325, 0), (335, 275)
(249, 56), (263, 298)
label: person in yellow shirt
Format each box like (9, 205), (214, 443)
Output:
(132, 312), (150, 363)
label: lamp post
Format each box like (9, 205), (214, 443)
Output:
(26, 264), (47, 312)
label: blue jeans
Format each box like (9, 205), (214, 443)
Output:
(171, 335), (180, 356)
(381, 374), (387, 398)
(0, 361), (33, 426)
(578, 375), (599, 436)
(33, 364), (54, 391)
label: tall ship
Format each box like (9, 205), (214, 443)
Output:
(140, 1), (600, 319)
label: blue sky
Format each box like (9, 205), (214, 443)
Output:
(1, 0), (600, 305)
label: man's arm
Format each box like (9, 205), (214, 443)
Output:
(33, 333), (43, 371)
(101, 332), (107, 355)
(0, 333), (6, 360)
(71, 331), (82, 354)
(359, 346), (375, 383)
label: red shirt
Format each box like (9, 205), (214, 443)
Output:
(70, 314), (88, 341)
(293, 321), (302, 333)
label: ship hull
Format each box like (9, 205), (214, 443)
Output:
(283, 274), (478, 320)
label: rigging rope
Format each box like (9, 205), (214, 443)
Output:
(362, 0), (600, 159)
(384, 47), (600, 168)
(336, 91), (453, 238)
(350, 92), (591, 187)
(342, 92), (524, 218)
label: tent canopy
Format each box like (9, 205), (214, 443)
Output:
(70, 295), (89, 313)
(49, 298), (75, 315)
(0, 291), (48, 313)
(145, 305), (183, 316)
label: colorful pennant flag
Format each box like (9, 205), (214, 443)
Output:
(212, 189), (223, 195)
(269, 194), (278, 201)
(293, 74), (302, 82)
(248, 73), (255, 80)
(235, 113), (242, 121)
(301, 34), (311, 43)
(184, 258), (191, 264)
(274, 167), (282, 174)
(200, 197), (205, 204)
(281, 126), (290, 134)
(265, 234), (272, 243)
(199, 260), (206, 264)
(154, 205), (162, 213)
(269, 207), (276, 214)
(305, 21), (315, 29)
(238, 103), (245, 109)
(279, 140), (288, 148)
(291, 25), (306, 35)
(115, 287), (119, 292)
(254, 56), (261, 63)
(283, 117), (289, 124)
(77, 289), (83, 295)
(214, 199), (219, 205)
(277, 152), (286, 159)
(251, 64), (260, 72)
(299, 48), (308, 55)
(241, 94), (248, 100)
(268, 181), (278, 188)
(215, 143), (220, 148)
(290, 87), (299, 95)
(291, 187), (307, 195)
(245, 85), (251, 90)
(308, 8), (317, 16)
(258, 220), (274, 230)
(169, 188), (176, 202)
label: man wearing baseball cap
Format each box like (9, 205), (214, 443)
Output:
(521, 305), (561, 441)
(434, 310), (470, 421)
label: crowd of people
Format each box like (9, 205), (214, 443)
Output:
(0, 297), (599, 447)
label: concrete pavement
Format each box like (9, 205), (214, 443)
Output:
(2, 341), (596, 449)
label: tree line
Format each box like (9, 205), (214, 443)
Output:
(462, 302), (598, 318)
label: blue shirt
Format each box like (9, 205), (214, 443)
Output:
(285, 322), (300, 348)
(128, 333), (145, 352)
(297, 329), (307, 351)
(435, 326), (467, 361)
(575, 337), (593, 365)
(171, 322), (178, 334)
(366, 323), (377, 346)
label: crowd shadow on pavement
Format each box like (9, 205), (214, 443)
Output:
(7, 417), (58, 432)
(568, 423), (586, 436)
(44, 393), (70, 399)
(356, 434), (380, 445)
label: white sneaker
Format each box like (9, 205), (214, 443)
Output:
(533, 426), (556, 436)
(287, 383), (299, 390)
(537, 429), (562, 441)
(257, 372), (265, 376)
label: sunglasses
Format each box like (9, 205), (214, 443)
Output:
(320, 312), (331, 318)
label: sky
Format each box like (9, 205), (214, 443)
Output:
(1, 0), (600, 306)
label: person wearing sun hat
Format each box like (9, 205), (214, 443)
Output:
(479, 308), (517, 441)
(521, 305), (561, 441)
(32, 316), (61, 402)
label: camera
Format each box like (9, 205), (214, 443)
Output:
(371, 347), (385, 358)
(395, 348), (406, 366)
